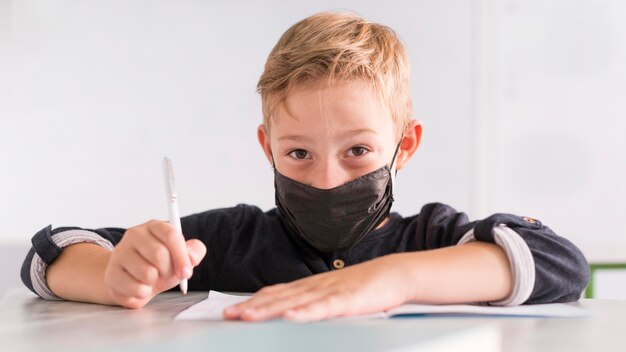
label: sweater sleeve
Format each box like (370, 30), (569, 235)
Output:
(19, 204), (255, 300)
(470, 211), (590, 304)
(20, 225), (125, 299)
(416, 203), (590, 305)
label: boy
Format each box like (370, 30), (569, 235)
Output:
(21, 12), (589, 322)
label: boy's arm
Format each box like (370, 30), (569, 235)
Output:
(20, 225), (122, 300)
(46, 243), (116, 305)
(225, 203), (591, 322)
(460, 212), (591, 305)
(19, 204), (250, 305)
(413, 203), (590, 305)
(21, 221), (205, 308)
(224, 241), (513, 322)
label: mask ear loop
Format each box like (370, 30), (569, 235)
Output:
(390, 139), (402, 172)
(270, 152), (277, 171)
(389, 136), (403, 195)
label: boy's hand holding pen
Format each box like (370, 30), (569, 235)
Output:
(102, 158), (206, 309)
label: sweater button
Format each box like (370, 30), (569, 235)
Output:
(522, 216), (537, 224)
(332, 259), (345, 269)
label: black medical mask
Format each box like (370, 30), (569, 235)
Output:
(273, 143), (401, 253)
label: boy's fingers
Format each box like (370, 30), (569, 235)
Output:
(228, 284), (289, 313)
(185, 239), (207, 266)
(148, 221), (192, 279)
(110, 264), (154, 300)
(238, 289), (330, 321)
(284, 294), (347, 322)
(153, 274), (186, 294)
(134, 238), (173, 278)
(122, 249), (160, 285)
(107, 288), (146, 309)
(225, 281), (319, 320)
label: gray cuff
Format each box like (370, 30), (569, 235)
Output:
(457, 224), (535, 306)
(30, 229), (114, 300)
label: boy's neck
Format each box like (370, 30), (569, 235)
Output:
(375, 216), (390, 230)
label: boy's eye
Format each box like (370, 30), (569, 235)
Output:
(346, 146), (369, 157)
(288, 149), (311, 160)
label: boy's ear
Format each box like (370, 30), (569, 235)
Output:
(396, 119), (423, 171)
(257, 124), (274, 166)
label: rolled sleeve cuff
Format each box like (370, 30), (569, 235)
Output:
(457, 224), (535, 306)
(30, 229), (114, 300)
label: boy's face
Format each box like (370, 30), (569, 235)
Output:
(258, 79), (421, 189)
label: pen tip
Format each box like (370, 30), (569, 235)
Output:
(180, 280), (188, 295)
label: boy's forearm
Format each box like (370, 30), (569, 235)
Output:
(400, 241), (513, 304)
(43, 239), (512, 308)
(46, 243), (116, 305)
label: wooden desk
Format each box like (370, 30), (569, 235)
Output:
(1, 290), (625, 351)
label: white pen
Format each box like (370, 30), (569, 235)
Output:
(163, 157), (188, 294)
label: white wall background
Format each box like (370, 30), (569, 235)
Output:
(479, 0), (626, 261)
(0, 0), (624, 266)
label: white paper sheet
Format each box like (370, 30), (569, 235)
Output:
(175, 291), (590, 321)
(176, 291), (251, 320)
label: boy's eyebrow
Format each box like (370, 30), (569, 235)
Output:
(277, 128), (377, 142)
(277, 134), (312, 142)
(337, 128), (378, 138)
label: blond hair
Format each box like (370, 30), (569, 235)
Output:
(257, 12), (413, 139)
